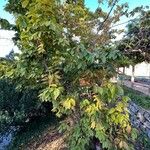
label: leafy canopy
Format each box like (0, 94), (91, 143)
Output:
(0, 0), (138, 149)
(118, 9), (150, 64)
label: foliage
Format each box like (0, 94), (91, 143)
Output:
(117, 9), (150, 64)
(0, 79), (42, 131)
(0, 53), (48, 131)
(0, 18), (15, 30)
(123, 86), (150, 110)
(0, 0), (139, 149)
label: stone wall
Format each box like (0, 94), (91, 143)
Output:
(129, 102), (150, 138)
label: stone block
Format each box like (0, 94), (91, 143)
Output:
(128, 102), (150, 138)
(129, 105), (138, 114)
(133, 120), (141, 128)
(146, 128), (150, 138)
(143, 121), (150, 129)
(144, 112), (150, 122)
(137, 112), (144, 122)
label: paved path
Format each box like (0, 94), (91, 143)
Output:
(124, 81), (150, 96)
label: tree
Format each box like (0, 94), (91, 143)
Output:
(118, 10), (150, 63)
(117, 9), (150, 86)
(0, 0), (137, 149)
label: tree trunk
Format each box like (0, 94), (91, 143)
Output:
(131, 65), (135, 88)
(122, 67), (125, 85)
(123, 67), (125, 75)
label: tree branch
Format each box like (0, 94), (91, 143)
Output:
(97, 0), (118, 34)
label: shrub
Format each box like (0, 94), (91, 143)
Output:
(0, 79), (41, 131)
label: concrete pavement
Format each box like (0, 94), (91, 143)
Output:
(123, 81), (150, 96)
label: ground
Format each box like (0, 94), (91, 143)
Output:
(124, 81), (150, 96)
(26, 128), (67, 150)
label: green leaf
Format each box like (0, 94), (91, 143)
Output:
(131, 128), (138, 141)
(102, 139), (111, 149)
(22, 0), (29, 8)
(117, 85), (124, 96)
(110, 84), (116, 98)
(53, 88), (60, 100)
(80, 99), (90, 108)
(93, 86), (103, 95)
(108, 108), (115, 114)
(122, 96), (130, 102)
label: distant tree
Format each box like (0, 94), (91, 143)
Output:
(117, 9), (150, 83)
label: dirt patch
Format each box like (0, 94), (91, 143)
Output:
(24, 128), (67, 150)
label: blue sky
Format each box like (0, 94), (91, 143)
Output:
(0, 0), (150, 57)
(85, 0), (150, 11)
(0, 0), (14, 24)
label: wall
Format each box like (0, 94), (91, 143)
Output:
(120, 62), (150, 78)
(129, 102), (150, 138)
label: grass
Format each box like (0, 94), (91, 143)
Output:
(8, 113), (59, 150)
(123, 86), (150, 109)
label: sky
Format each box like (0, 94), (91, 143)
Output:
(0, 0), (150, 57)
